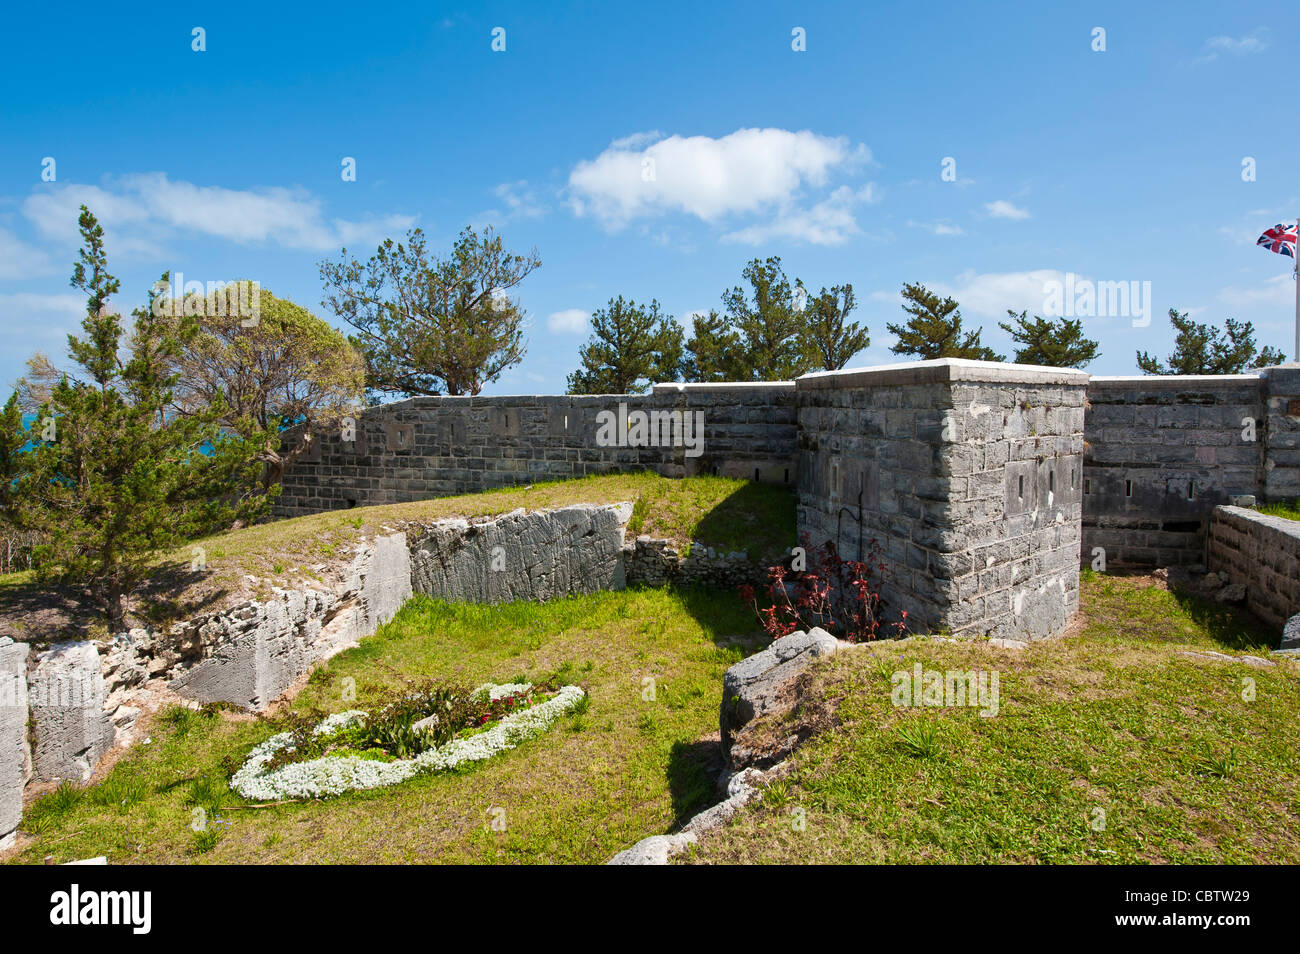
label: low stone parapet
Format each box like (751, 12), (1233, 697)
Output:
(1208, 505), (1300, 632)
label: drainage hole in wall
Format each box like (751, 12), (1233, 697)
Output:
(1125, 480), (1133, 498)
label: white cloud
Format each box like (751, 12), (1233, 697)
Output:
(1218, 273), (1294, 308)
(0, 226), (57, 279)
(1200, 28), (1270, 62)
(935, 269), (1077, 318)
(547, 308), (589, 333)
(567, 127), (870, 226)
(0, 292), (87, 383)
(608, 131), (663, 150)
(984, 199), (1030, 221)
(22, 173), (415, 255)
(721, 184), (877, 246)
(489, 180), (548, 220)
(908, 220), (963, 236)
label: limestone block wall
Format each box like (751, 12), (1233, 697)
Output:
(1207, 506), (1300, 630)
(1083, 375), (1265, 569)
(623, 537), (772, 588)
(1263, 366), (1300, 503)
(275, 385), (798, 519)
(796, 360), (1088, 640)
(168, 504), (633, 709)
(0, 637), (29, 849)
(28, 642), (112, 783)
(409, 504), (631, 602)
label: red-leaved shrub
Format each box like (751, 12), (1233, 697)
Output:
(739, 534), (908, 642)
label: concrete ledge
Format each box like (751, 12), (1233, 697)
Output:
(1213, 504), (1300, 538)
(796, 358), (1090, 390)
(651, 381), (795, 393)
(1088, 374), (1264, 389)
(1208, 505), (1300, 632)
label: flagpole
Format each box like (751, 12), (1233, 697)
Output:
(1295, 217), (1299, 363)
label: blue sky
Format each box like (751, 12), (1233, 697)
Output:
(1, 1), (1297, 394)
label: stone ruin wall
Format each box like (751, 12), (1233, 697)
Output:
(275, 384), (799, 518)
(797, 361), (1087, 640)
(10, 358), (1300, 848)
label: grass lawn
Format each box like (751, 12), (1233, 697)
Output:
(10, 586), (762, 865)
(1257, 498), (1300, 521)
(682, 571), (1300, 864)
(10, 570), (1298, 865)
(0, 472), (795, 642)
(189, 470), (794, 579)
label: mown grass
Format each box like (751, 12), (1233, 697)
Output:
(1258, 498), (1300, 522)
(0, 472), (795, 639)
(8, 586), (762, 865)
(185, 471), (793, 579)
(682, 572), (1300, 864)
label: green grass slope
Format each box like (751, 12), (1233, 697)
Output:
(683, 573), (1300, 864)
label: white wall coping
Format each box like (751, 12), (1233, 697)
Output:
(797, 357), (1090, 389)
(1090, 374), (1264, 385)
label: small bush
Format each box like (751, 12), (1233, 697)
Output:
(740, 534), (907, 642)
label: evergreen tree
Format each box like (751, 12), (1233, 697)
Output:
(686, 257), (819, 381)
(802, 283), (869, 371)
(566, 296), (684, 394)
(998, 310), (1100, 368)
(165, 284), (365, 487)
(1136, 309), (1285, 374)
(0, 207), (271, 628)
(683, 309), (744, 382)
(320, 226), (538, 397)
(887, 282), (1003, 361)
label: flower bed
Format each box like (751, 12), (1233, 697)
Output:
(232, 682), (586, 800)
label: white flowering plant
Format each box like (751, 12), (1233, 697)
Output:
(231, 681), (585, 801)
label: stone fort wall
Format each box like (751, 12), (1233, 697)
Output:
(276, 360), (1300, 621)
(276, 384), (798, 519)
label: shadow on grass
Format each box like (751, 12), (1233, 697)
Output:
(691, 480), (796, 560)
(1167, 587), (1277, 652)
(667, 738), (725, 827)
(666, 583), (767, 652)
(0, 560), (229, 645)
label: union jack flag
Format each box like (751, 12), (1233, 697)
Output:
(1257, 222), (1298, 258)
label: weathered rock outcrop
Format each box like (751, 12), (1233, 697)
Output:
(129, 504), (633, 712)
(169, 532), (413, 710)
(29, 642), (112, 783)
(719, 628), (839, 755)
(0, 637), (29, 849)
(411, 504), (631, 603)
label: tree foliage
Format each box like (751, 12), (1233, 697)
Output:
(163, 285), (365, 485)
(998, 311), (1100, 368)
(320, 226), (539, 397)
(804, 284), (870, 372)
(887, 282), (1003, 361)
(683, 258), (868, 381)
(687, 257), (818, 381)
(1136, 309), (1285, 374)
(566, 297), (684, 394)
(0, 207), (271, 628)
